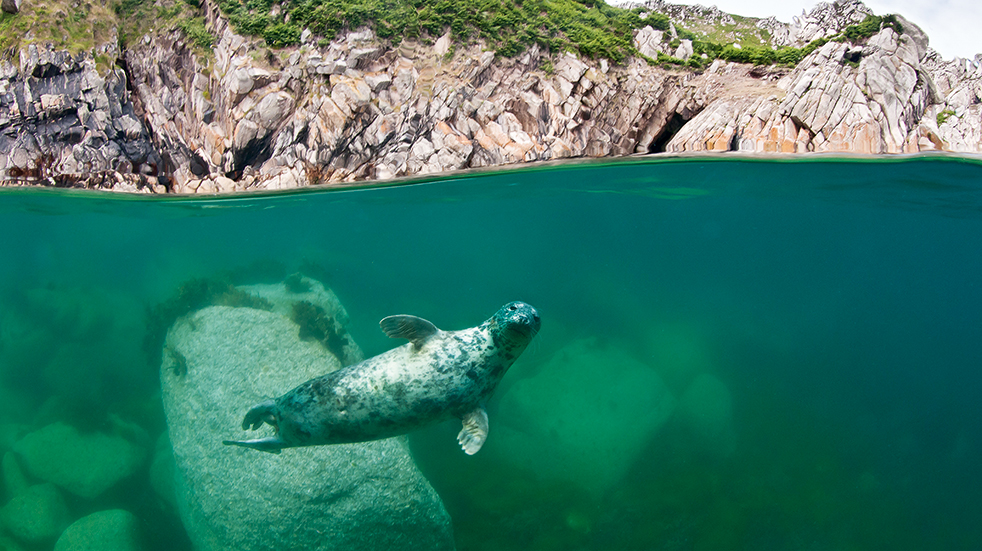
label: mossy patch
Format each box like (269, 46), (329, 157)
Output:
(937, 108), (957, 126)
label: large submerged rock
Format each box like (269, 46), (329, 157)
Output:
(160, 280), (454, 551)
(488, 338), (676, 496)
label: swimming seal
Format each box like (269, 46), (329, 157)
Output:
(223, 301), (540, 455)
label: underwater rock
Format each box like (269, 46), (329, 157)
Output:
(53, 510), (145, 551)
(161, 305), (454, 551)
(0, 423), (29, 451)
(674, 373), (737, 459)
(0, 483), (72, 545)
(490, 338), (676, 496)
(12, 422), (148, 499)
(1, 452), (30, 500)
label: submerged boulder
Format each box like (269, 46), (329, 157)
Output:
(0, 483), (71, 545)
(160, 293), (454, 551)
(13, 422), (148, 499)
(53, 510), (145, 551)
(489, 338), (676, 496)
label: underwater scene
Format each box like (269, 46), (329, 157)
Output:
(0, 155), (981, 550)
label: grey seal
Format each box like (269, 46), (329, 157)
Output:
(223, 301), (540, 455)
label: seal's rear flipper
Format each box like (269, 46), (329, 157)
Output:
(457, 407), (489, 455)
(380, 315), (441, 350)
(223, 436), (285, 454)
(241, 399), (277, 430)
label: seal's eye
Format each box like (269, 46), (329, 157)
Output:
(509, 305), (518, 311)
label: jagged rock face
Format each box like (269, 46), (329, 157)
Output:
(0, 44), (165, 192)
(782, 0), (873, 46)
(2, 0), (982, 193)
(122, 0), (723, 192)
(666, 24), (982, 155)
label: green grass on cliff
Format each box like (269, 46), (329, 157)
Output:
(0, 0), (120, 60)
(0, 0), (905, 71)
(0, 0), (213, 66)
(215, 0), (668, 62)
(212, 0), (903, 67)
(697, 14), (903, 68)
(117, 0), (214, 52)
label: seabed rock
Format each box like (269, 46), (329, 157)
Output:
(53, 510), (145, 551)
(0, 483), (71, 545)
(160, 285), (454, 551)
(13, 422), (148, 499)
(489, 338), (676, 496)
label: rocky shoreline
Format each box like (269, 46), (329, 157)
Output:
(1, 0), (980, 194)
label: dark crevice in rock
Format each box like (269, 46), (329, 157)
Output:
(649, 111), (691, 153)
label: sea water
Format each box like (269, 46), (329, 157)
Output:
(0, 155), (980, 550)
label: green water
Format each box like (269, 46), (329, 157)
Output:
(1, 155), (981, 550)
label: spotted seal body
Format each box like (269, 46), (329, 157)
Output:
(223, 301), (540, 455)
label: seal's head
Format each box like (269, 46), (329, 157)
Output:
(489, 301), (541, 351)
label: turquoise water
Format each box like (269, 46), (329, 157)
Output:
(1, 155), (981, 549)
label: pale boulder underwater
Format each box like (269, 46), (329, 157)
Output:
(224, 301), (541, 454)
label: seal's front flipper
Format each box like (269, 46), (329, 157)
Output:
(457, 407), (489, 455)
(241, 399), (277, 430)
(223, 436), (286, 454)
(380, 315), (440, 350)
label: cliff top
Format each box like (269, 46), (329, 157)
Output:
(0, 0), (947, 70)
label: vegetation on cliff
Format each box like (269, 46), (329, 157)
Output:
(0, 0), (120, 60)
(0, 0), (210, 64)
(209, 0), (904, 69)
(0, 0), (904, 70)
(215, 0), (666, 62)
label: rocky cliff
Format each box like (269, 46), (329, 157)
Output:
(1, 0), (980, 193)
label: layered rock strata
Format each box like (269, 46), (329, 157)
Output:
(0, 44), (165, 192)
